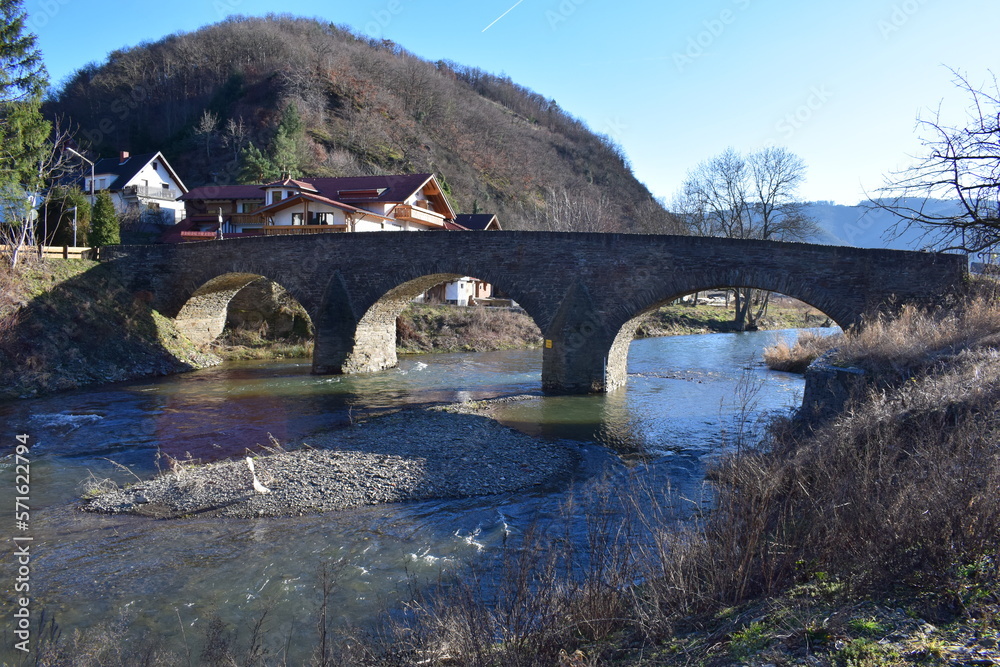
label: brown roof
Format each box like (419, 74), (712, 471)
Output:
(252, 191), (392, 220)
(181, 173), (455, 220)
(454, 214), (500, 230)
(260, 177), (319, 193)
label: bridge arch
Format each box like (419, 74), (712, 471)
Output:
(173, 272), (315, 347)
(599, 270), (854, 391)
(311, 269), (547, 376)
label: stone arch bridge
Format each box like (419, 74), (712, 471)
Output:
(103, 232), (966, 394)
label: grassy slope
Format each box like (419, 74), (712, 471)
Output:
(0, 259), (219, 398)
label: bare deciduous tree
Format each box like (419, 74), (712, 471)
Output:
(873, 69), (1000, 255)
(675, 146), (816, 329)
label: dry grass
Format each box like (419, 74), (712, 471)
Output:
(762, 330), (842, 373)
(397, 304), (542, 353)
(834, 294), (1000, 382)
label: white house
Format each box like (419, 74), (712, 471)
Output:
(175, 173), (457, 237)
(84, 151), (187, 224)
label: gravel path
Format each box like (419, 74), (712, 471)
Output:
(82, 406), (577, 519)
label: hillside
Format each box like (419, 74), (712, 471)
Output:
(45, 15), (681, 234)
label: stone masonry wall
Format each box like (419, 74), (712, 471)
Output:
(103, 232), (967, 394)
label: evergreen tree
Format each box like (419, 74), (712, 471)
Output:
(270, 101), (305, 177)
(88, 191), (119, 246)
(270, 127), (301, 178)
(0, 0), (50, 191)
(237, 142), (279, 184)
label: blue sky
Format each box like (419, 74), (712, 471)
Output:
(29, 0), (999, 206)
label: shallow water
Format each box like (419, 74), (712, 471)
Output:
(0, 328), (831, 657)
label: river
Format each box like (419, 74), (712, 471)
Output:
(0, 328), (827, 658)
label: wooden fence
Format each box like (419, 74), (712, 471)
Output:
(1, 245), (99, 260)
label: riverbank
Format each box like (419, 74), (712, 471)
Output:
(0, 259), (219, 399)
(82, 406), (578, 519)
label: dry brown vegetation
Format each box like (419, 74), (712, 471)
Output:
(396, 304), (542, 353)
(762, 329), (841, 373)
(834, 291), (1000, 381)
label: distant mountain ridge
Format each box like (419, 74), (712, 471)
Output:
(44, 15), (680, 234)
(803, 199), (963, 251)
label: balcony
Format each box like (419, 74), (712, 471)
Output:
(392, 204), (446, 227)
(262, 224), (347, 236)
(229, 213), (268, 228)
(123, 185), (181, 201)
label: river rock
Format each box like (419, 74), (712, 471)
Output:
(82, 408), (578, 519)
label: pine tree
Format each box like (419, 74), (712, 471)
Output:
(270, 101), (305, 177)
(0, 0), (50, 266)
(0, 0), (50, 190)
(88, 191), (120, 247)
(237, 142), (279, 184)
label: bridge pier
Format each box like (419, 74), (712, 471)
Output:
(541, 281), (621, 394)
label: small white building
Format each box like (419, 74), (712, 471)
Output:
(84, 151), (187, 224)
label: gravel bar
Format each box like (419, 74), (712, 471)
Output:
(82, 406), (577, 519)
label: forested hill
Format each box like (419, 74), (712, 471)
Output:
(45, 15), (681, 233)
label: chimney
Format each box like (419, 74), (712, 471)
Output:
(119, 151), (130, 164)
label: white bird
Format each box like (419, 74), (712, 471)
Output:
(245, 457), (271, 494)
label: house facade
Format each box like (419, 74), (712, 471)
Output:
(85, 151), (188, 224)
(166, 172), (507, 306)
(170, 174), (455, 240)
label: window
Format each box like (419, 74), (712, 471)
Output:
(152, 162), (159, 171)
(272, 191), (283, 204)
(291, 213), (303, 225)
(316, 212), (337, 225)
